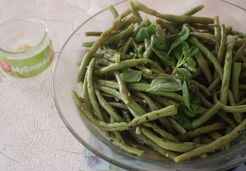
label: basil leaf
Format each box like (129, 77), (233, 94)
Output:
(182, 80), (191, 111)
(136, 24), (156, 42)
(120, 69), (142, 83)
(175, 112), (192, 129)
(151, 35), (175, 66)
(168, 25), (190, 55)
(148, 76), (182, 92)
(176, 68), (192, 79)
(183, 103), (201, 118)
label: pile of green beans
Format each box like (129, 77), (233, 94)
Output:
(73, 0), (246, 162)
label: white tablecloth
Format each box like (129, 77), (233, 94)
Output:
(0, 0), (245, 170)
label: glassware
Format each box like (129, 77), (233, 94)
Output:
(0, 19), (54, 78)
(53, 0), (246, 170)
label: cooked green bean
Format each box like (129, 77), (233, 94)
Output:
(108, 102), (128, 109)
(136, 134), (178, 159)
(156, 19), (177, 33)
(183, 5), (204, 16)
(175, 118), (246, 162)
(141, 127), (200, 152)
(189, 37), (223, 80)
(228, 90), (242, 124)
(115, 71), (130, 104)
(95, 88), (123, 122)
(217, 24), (227, 64)
(191, 32), (218, 43)
(182, 122), (225, 140)
(129, 1), (142, 23)
(87, 58), (104, 121)
(220, 36), (237, 104)
(191, 80), (211, 96)
(134, 1), (213, 24)
(111, 132), (144, 156)
(78, 9), (131, 81)
(232, 63), (241, 103)
(85, 32), (103, 36)
(144, 123), (179, 142)
(169, 118), (187, 135)
(192, 102), (223, 128)
(96, 59), (163, 75)
(108, 5), (119, 19)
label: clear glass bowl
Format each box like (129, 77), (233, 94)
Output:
(53, 0), (246, 170)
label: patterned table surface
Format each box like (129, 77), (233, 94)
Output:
(0, 0), (245, 171)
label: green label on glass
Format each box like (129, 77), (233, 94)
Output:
(0, 45), (53, 78)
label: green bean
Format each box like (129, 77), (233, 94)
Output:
(222, 104), (246, 113)
(201, 96), (213, 108)
(82, 77), (93, 113)
(78, 9), (131, 81)
(141, 127), (200, 152)
(228, 90), (242, 124)
(174, 118), (246, 162)
(182, 122), (225, 140)
(118, 14), (139, 30)
(85, 32), (103, 36)
(144, 123), (179, 142)
(105, 24), (135, 45)
(129, 1), (142, 23)
(217, 24), (227, 64)
(157, 117), (175, 134)
(208, 76), (220, 91)
(191, 32), (218, 43)
(195, 52), (213, 83)
(189, 37), (223, 80)
(143, 41), (153, 59)
(156, 19), (177, 33)
(192, 102), (223, 128)
(111, 132), (144, 156)
(191, 80), (211, 96)
(115, 71), (130, 104)
(108, 5), (119, 19)
(214, 16), (221, 48)
(95, 88), (123, 122)
(169, 118), (187, 135)
(108, 102), (128, 110)
(233, 39), (246, 62)
(134, 1), (213, 24)
(136, 134), (178, 159)
(135, 92), (159, 111)
(121, 37), (133, 54)
(183, 5), (204, 16)
(96, 59), (163, 75)
(86, 58), (104, 121)
(220, 36), (237, 104)
(82, 41), (95, 48)
(136, 66), (152, 75)
(232, 63), (241, 103)
(153, 96), (179, 107)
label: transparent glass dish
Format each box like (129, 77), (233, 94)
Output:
(53, 0), (246, 170)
